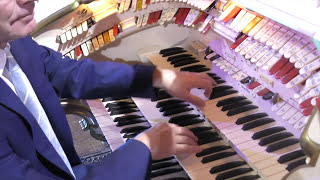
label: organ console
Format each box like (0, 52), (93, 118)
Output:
(33, 0), (320, 179)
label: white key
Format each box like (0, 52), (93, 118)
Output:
(254, 21), (274, 41)
(71, 27), (77, 38)
(271, 101), (286, 112)
(65, 30), (72, 41)
(276, 103), (292, 116)
(288, 113), (304, 125)
(282, 107), (298, 120)
(81, 21), (88, 32)
(86, 40), (94, 54)
(59, 33), (67, 44)
(80, 43), (89, 56)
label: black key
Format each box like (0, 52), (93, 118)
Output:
(252, 126), (286, 139)
(163, 107), (193, 116)
(169, 114), (200, 122)
(180, 65), (206, 71)
(205, 46), (214, 55)
(170, 57), (196, 64)
(107, 104), (137, 112)
(189, 126), (212, 134)
(163, 49), (188, 57)
(215, 79), (226, 84)
(159, 103), (189, 112)
(242, 118), (275, 131)
(216, 96), (247, 107)
(259, 132), (294, 146)
(198, 136), (222, 145)
(201, 151), (237, 164)
(151, 167), (184, 177)
(221, 100), (252, 111)
(188, 67), (211, 73)
(195, 131), (218, 139)
(208, 75), (222, 81)
(263, 91), (275, 100)
(110, 108), (139, 115)
(160, 47), (184, 54)
(167, 54), (192, 61)
(105, 101), (134, 108)
(236, 113), (268, 125)
(120, 126), (150, 134)
(278, 150), (305, 164)
(227, 105), (258, 117)
(173, 118), (205, 127)
(152, 156), (175, 163)
(210, 54), (221, 61)
(212, 85), (233, 93)
(156, 99), (185, 108)
(207, 72), (217, 77)
(210, 90), (238, 100)
(240, 76), (252, 84)
(169, 115), (199, 124)
(286, 158), (306, 171)
(116, 119), (147, 127)
(173, 59), (199, 67)
(216, 168), (253, 180)
(123, 132), (142, 139)
(102, 97), (129, 101)
(210, 161), (246, 174)
(151, 161), (180, 170)
(233, 175), (260, 180)
(167, 178), (191, 180)
(113, 115), (143, 122)
(196, 145), (231, 157)
(151, 92), (172, 101)
(266, 138), (300, 152)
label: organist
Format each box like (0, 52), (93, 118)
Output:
(0, 0), (216, 179)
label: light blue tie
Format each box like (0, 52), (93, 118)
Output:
(4, 48), (75, 178)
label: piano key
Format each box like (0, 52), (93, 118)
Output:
(170, 57), (196, 64)
(152, 156), (176, 163)
(187, 67), (211, 73)
(221, 100), (252, 111)
(159, 47), (184, 54)
(109, 108), (139, 115)
(180, 65), (206, 71)
(236, 113), (268, 125)
(156, 99), (185, 108)
(105, 101), (135, 108)
(120, 125), (151, 134)
(209, 161), (247, 174)
(152, 161), (180, 170)
(159, 103), (189, 112)
(278, 149), (305, 164)
(227, 105), (259, 116)
(189, 126), (213, 134)
(233, 175), (260, 180)
(107, 104), (137, 112)
(259, 132), (294, 146)
(198, 136), (222, 145)
(252, 126), (286, 139)
(210, 89), (238, 100)
(116, 119), (147, 127)
(172, 118), (205, 127)
(169, 114), (200, 122)
(266, 138), (300, 152)
(151, 166), (185, 178)
(196, 145), (231, 157)
(201, 151), (237, 164)
(163, 107), (193, 116)
(173, 59), (200, 67)
(216, 96), (247, 107)
(167, 54), (193, 61)
(162, 49), (188, 57)
(212, 85), (233, 92)
(113, 115), (144, 122)
(286, 158), (306, 171)
(216, 168), (253, 180)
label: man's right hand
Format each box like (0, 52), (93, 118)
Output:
(135, 122), (202, 160)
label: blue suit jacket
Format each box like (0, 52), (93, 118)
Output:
(0, 36), (154, 180)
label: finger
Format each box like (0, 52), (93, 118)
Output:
(183, 93), (206, 107)
(175, 144), (203, 155)
(175, 135), (198, 146)
(198, 73), (217, 86)
(192, 79), (213, 96)
(171, 124), (198, 141)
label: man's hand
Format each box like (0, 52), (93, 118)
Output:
(153, 68), (217, 107)
(135, 122), (202, 160)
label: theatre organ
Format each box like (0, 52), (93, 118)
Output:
(33, 0), (320, 179)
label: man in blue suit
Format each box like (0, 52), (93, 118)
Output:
(0, 0), (216, 179)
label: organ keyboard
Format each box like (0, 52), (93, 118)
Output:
(32, 0), (320, 179)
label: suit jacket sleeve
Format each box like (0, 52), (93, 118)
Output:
(32, 38), (156, 99)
